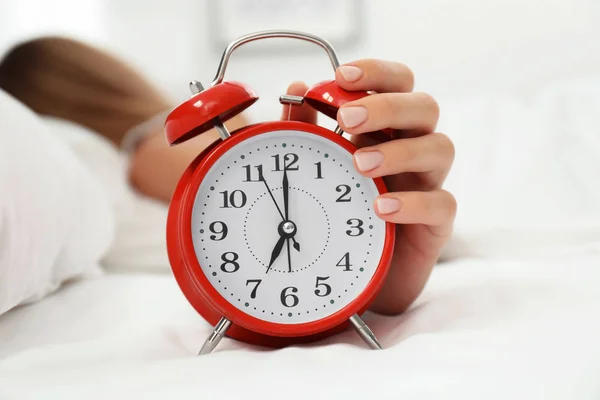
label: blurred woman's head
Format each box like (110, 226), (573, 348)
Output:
(0, 36), (172, 146)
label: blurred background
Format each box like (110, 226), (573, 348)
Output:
(2, 0), (600, 248)
(1, 0), (598, 125)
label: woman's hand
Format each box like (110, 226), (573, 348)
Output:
(282, 59), (456, 315)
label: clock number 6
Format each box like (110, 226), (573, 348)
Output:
(314, 276), (332, 297)
(280, 286), (299, 308)
(220, 252), (240, 273)
(346, 218), (364, 237)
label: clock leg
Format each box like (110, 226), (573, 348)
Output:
(349, 314), (382, 350)
(198, 317), (232, 355)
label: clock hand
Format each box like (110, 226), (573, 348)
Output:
(283, 167), (289, 220)
(262, 172), (300, 252)
(266, 235), (286, 274)
(261, 174), (285, 220)
(282, 168), (301, 252)
(286, 238), (292, 273)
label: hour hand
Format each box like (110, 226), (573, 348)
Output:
(266, 235), (286, 273)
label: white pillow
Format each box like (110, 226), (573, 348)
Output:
(0, 89), (115, 316)
(40, 116), (171, 273)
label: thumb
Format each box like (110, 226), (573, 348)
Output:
(280, 81), (318, 124)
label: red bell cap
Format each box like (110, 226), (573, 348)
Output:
(304, 80), (394, 139)
(165, 81), (258, 145)
(304, 80), (369, 120)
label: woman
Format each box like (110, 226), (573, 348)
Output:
(0, 36), (456, 316)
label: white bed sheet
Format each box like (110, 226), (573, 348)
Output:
(1, 254), (599, 399)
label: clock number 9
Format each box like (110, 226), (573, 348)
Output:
(314, 276), (332, 297)
(209, 221), (228, 241)
(280, 286), (299, 307)
(346, 218), (364, 237)
(220, 252), (240, 273)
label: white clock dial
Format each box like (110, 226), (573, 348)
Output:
(191, 129), (387, 324)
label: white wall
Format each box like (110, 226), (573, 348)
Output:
(1, 0), (599, 123)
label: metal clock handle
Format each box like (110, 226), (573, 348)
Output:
(211, 30), (341, 87)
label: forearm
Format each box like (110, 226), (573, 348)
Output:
(129, 114), (249, 203)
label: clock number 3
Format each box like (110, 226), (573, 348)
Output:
(346, 218), (364, 237)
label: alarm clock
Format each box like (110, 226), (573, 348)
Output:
(165, 30), (395, 355)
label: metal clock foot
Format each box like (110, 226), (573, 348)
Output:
(349, 314), (382, 350)
(198, 317), (232, 355)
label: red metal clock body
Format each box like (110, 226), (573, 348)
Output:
(164, 30), (396, 354)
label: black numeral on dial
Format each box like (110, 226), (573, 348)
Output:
(314, 276), (332, 297)
(346, 218), (364, 236)
(220, 252), (240, 273)
(314, 162), (324, 179)
(208, 221), (228, 241)
(242, 164), (263, 182)
(280, 286), (299, 307)
(220, 190), (247, 208)
(272, 153), (299, 171)
(336, 252), (352, 271)
(245, 279), (261, 299)
(336, 184), (352, 202)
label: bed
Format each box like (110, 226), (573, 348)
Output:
(2, 67), (600, 399)
(1, 256), (600, 399)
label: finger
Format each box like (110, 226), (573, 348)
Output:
(374, 190), (457, 236)
(337, 92), (439, 135)
(335, 59), (415, 93)
(353, 132), (455, 186)
(280, 81), (317, 124)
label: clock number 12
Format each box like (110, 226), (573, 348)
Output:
(272, 153), (299, 171)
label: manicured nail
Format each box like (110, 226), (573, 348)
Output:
(338, 65), (363, 82)
(354, 151), (384, 171)
(376, 197), (402, 214)
(339, 106), (368, 128)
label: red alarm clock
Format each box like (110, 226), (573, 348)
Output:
(165, 30), (395, 355)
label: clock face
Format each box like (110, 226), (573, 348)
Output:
(190, 129), (387, 325)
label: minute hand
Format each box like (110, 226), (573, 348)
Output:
(282, 168), (300, 252)
(283, 168), (289, 220)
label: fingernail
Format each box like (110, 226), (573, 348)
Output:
(354, 151), (384, 171)
(338, 65), (363, 82)
(376, 197), (402, 214)
(339, 106), (368, 128)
